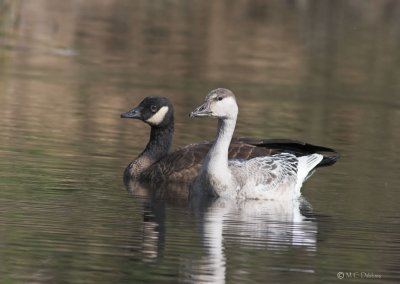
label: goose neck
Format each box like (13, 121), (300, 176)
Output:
(125, 120), (174, 180)
(215, 117), (236, 147)
(207, 117), (236, 167)
(144, 122), (174, 161)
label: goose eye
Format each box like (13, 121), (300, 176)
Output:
(150, 105), (157, 112)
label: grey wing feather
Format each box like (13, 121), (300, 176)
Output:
(229, 153), (299, 191)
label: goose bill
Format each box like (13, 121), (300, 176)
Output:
(190, 102), (212, 117)
(121, 106), (142, 119)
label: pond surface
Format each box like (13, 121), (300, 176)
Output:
(1, 1), (400, 283)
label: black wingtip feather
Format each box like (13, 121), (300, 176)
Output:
(317, 151), (340, 167)
(242, 138), (340, 168)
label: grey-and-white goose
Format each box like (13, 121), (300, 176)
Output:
(121, 96), (338, 186)
(190, 88), (338, 200)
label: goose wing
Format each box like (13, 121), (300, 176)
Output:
(229, 153), (299, 192)
(232, 137), (339, 167)
(141, 142), (210, 182)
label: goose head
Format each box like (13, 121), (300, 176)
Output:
(190, 88), (238, 120)
(121, 96), (174, 127)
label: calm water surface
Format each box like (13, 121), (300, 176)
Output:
(1, 1), (400, 283)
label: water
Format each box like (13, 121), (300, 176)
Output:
(1, 0), (400, 283)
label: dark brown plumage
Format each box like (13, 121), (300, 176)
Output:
(121, 96), (339, 185)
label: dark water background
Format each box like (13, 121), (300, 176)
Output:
(1, 1), (400, 283)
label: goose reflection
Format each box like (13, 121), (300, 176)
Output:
(124, 180), (191, 262)
(125, 181), (317, 283)
(194, 197), (317, 284)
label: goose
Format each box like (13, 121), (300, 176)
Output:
(121, 96), (338, 186)
(189, 88), (338, 200)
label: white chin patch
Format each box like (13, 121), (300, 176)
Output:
(146, 106), (169, 125)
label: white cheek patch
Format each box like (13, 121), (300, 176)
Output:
(146, 106), (169, 125)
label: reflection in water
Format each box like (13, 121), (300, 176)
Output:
(126, 181), (317, 283)
(125, 180), (190, 263)
(197, 198), (317, 283)
(126, 180), (190, 200)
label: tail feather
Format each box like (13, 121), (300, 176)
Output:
(297, 154), (323, 185)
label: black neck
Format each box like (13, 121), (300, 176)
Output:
(141, 120), (174, 162)
(125, 116), (174, 180)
